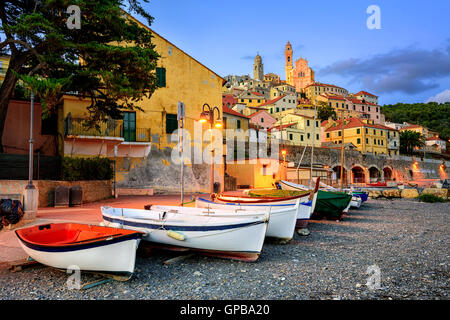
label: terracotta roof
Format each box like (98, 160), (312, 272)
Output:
(256, 95), (287, 107)
(400, 124), (424, 130)
(325, 118), (394, 132)
(222, 106), (250, 119)
(426, 137), (443, 141)
(305, 82), (346, 90)
(251, 91), (264, 97)
(355, 91), (378, 97)
(323, 93), (346, 101)
(249, 110), (276, 119)
(268, 123), (297, 132)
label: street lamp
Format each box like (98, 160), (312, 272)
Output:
(199, 103), (222, 195)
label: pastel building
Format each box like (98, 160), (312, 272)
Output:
(249, 110), (277, 131)
(285, 41), (315, 92)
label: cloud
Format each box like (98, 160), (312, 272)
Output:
(241, 55), (256, 60)
(426, 89), (450, 103)
(319, 42), (450, 95)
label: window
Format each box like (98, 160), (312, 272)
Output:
(374, 139), (376, 144)
(357, 128), (360, 134)
(307, 133), (311, 139)
(241, 99), (244, 102)
(353, 105), (356, 111)
(249, 99), (252, 103)
(307, 119), (310, 126)
(368, 107), (371, 112)
(338, 131), (342, 136)
(276, 107), (279, 112)
(156, 67), (166, 87)
(261, 118), (264, 123)
(381, 131), (383, 136)
(165, 113), (177, 135)
(362, 106), (365, 111)
(316, 134), (319, 140)
(301, 135), (304, 141)
(357, 138), (361, 144)
(394, 141), (397, 147)
(366, 138), (369, 144)
(373, 129), (376, 135)
(326, 133), (330, 138)
(237, 120), (241, 129)
(289, 133), (293, 140)
(316, 121), (319, 127)
(42, 112), (58, 135)
(257, 99), (260, 103)
(365, 128), (368, 134)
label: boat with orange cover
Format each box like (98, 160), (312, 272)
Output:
(15, 223), (143, 276)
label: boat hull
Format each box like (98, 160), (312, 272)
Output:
(194, 198), (298, 240)
(15, 224), (142, 274)
(101, 206), (268, 262)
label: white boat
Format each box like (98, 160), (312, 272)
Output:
(194, 198), (299, 241)
(15, 223), (143, 277)
(101, 206), (269, 262)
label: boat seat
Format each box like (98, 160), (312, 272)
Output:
(49, 230), (82, 245)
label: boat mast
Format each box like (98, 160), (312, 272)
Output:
(310, 99), (317, 188)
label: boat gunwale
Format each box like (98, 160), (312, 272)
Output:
(215, 192), (310, 204)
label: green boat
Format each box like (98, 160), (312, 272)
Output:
(277, 180), (352, 220)
(311, 190), (352, 220)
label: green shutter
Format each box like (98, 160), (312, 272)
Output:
(156, 67), (166, 87)
(166, 114), (178, 134)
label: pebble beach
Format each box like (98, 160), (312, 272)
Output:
(0, 198), (448, 300)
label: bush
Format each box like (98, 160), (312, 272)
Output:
(62, 157), (113, 181)
(418, 194), (445, 203)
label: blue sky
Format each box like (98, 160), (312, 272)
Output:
(135, 0), (450, 106)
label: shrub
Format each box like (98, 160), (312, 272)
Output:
(418, 194), (445, 203)
(62, 157), (113, 181)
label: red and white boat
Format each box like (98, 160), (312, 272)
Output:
(15, 223), (143, 276)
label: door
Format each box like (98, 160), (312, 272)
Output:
(123, 112), (136, 142)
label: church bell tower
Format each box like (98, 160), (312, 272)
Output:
(285, 41), (293, 85)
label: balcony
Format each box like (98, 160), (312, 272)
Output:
(64, 117), (151, 142)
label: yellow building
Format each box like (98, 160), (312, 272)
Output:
(61, 14), (225, 192)
(399, 124), (436, 139)
(237, 91), (266, 107)
(0, 55), (10, 82)
(304, 83), (348, 100)
(270, 113), (321, 147)
(323, 118), (391, 155)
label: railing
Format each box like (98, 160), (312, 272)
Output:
(64, 117), (151, 142)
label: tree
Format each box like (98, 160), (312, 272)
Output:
(399, 130), (425, 155)
(317, 101), (337, 122)
(0, 0), (160, 152)
(382, 102), (450, 140)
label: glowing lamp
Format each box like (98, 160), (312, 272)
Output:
(199, 111), (209, 123)
(214, 120), (223, 129)
(281, 150), (287, 156)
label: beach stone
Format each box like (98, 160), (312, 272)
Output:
(297, 228), (310, 236)
(382, 189), (401, 198)
(421, 188), (448, 199)
(401, 189), (419, 199)
(368, 190), (382, 199)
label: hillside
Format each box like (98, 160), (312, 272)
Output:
(381, 102), (450, 140)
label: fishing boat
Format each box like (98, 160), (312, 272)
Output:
(101, 206), (269, 262)
(278, 180), (352, 220)
(194, 197), (300, 241)
(15, 223), (143, 276)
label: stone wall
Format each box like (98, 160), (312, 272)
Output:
(0, 180), (112, 208)
(116, 144), (224, 194)
(283, 145), (450, 183)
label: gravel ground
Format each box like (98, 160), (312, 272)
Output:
(0, 199), (448, 300)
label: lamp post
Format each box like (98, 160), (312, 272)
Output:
(199, 103), (222, 195)
(24, 90), (38, 220)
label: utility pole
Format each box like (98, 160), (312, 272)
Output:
(340, 110), (345, 191)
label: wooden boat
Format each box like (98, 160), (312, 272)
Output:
(15, 223), (143, 276)
(194, 198), (300, 241)
(279, 180), (352, 220)
(367, 181), (387, 187)
(101, 206), (269, 262)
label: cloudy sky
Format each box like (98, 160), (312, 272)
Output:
(137, 0), (450, 106)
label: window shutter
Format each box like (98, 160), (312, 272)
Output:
(156, 67), (166, 87)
